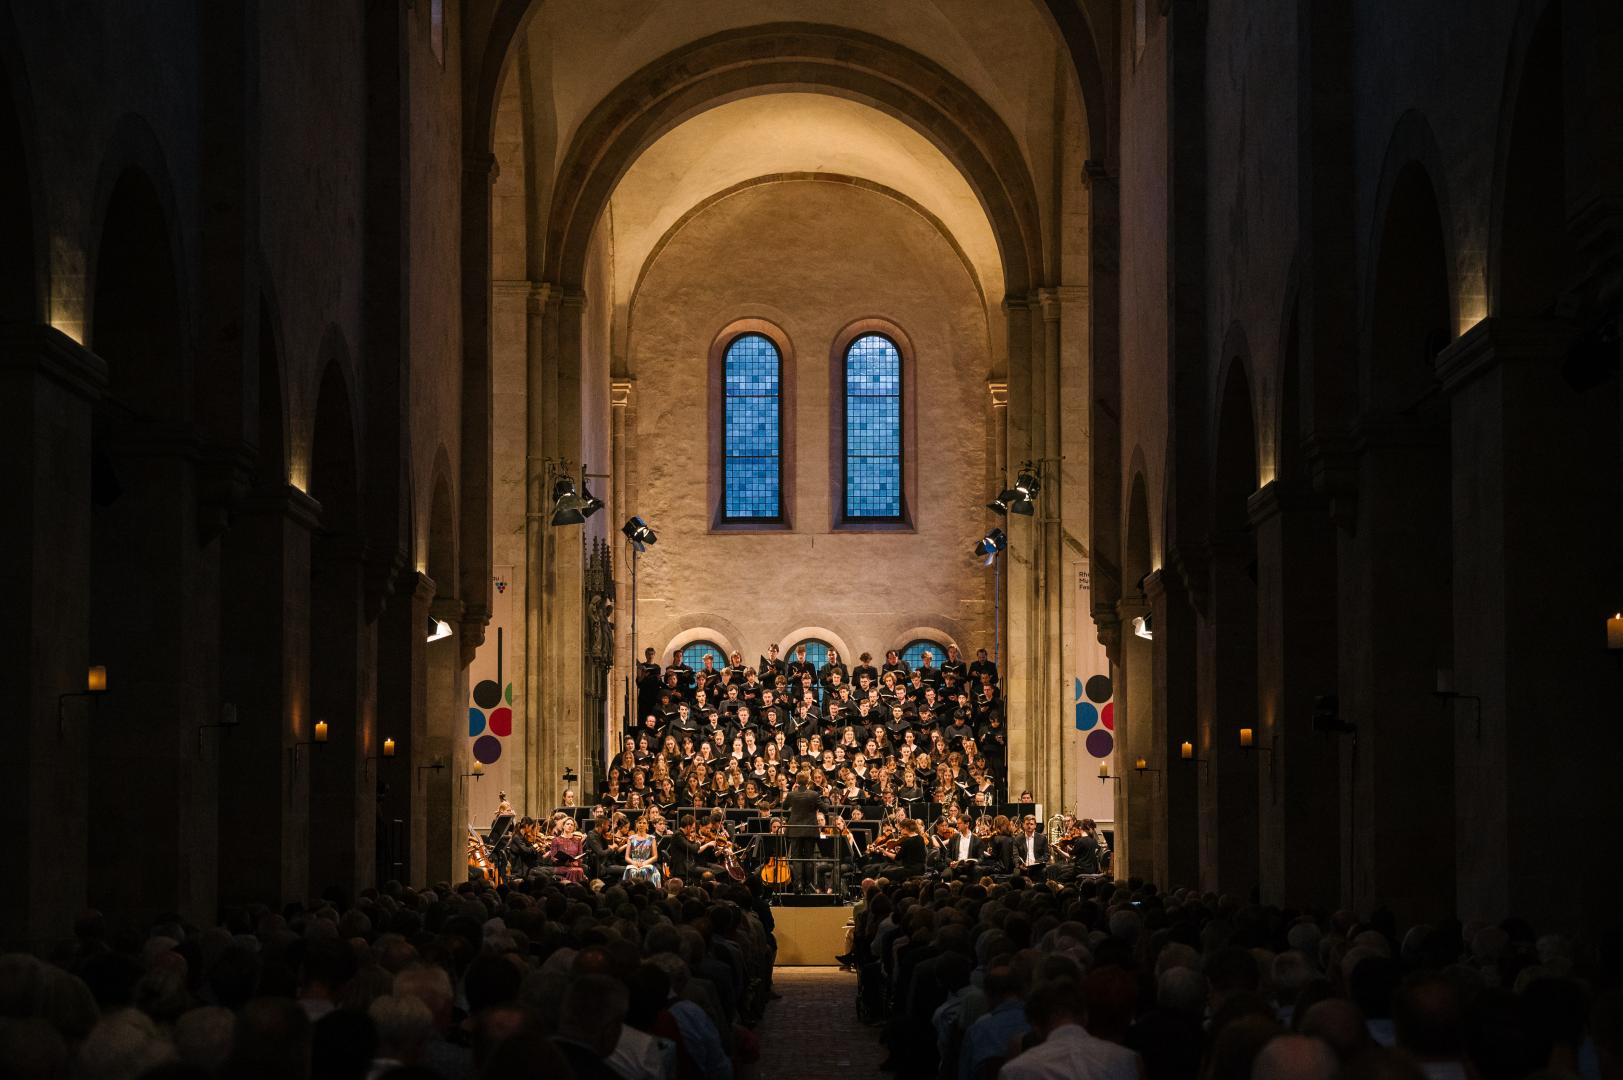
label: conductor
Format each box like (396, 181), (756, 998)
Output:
(784, 769), (831, 892)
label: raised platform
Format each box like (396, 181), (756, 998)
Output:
(773, 902), (854, 966)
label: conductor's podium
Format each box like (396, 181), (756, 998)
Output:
(772, 902), (854, 967)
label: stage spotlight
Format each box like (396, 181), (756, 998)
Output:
(550, 478), (587, 525)
(426, 617), (453, 643)
(621, 516), (657, 552)
(974, 527), (1007, 563)
(1132, 614), (1153, 641)
(577, 481), (605, 520)
(986, 468), (1041, 515)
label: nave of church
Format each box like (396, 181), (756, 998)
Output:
(2, 0), (1622, 1076)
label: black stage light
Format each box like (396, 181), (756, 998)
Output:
(974, 527), (1007, 562)
(621, 516), (657, 552)
(550, 478), (587, 525)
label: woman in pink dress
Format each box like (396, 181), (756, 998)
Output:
(548, 815), (586, 882)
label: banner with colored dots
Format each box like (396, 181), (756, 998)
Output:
(1072, 555), (1116, 824)
(467, 566), (514, 825)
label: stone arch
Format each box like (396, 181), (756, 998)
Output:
(631, 173), (989, 319)
(662, 626), (740, 662)
(86, 115), (190, 401)
(544, 24), (1042, 297)
(1489, 0), (1572, 318)
(773, 624), (855, 667)
(1362, 112), (1459, 399)
(646, 613), (750, 663)
(0, 22), (43, 325)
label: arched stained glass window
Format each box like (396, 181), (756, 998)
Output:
(787, 639), (832, 670)
(723, 332), (782, 520)
(680, 641), (727, 671)
(843, 333), (903, 519)
(901, 639), (950, 671)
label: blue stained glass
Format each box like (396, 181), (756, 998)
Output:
(788, 640), (831, 670)
(680, 641), (727, 672)
(901, 640), (949, 671)
(723, 333), (781, 519)
(844, 333), (903, 518)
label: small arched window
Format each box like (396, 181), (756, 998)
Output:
(842, 332), (903, 520)
(787, 639), (832, 670)
(901, 639), (950, 671)
(722, 332), (783, 521)
(680, 641), (727, 671)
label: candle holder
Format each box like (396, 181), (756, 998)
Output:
(1176, 741), (1209, 772)
(58, 665), (111, 736)
(365, 736), (398, 779)
(460, 762), (486, 790)
(196, 703), (240, 756)
(1239, 732), (1279, 802)
(416, 761), (446, 790)
(1430, 687), (1483, 740)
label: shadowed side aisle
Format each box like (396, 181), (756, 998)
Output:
(756, 967), (883, 1079)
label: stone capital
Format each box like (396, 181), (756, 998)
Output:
(1434, 316), (1569, 396)
(610, 380), (634, 407)
(987, 380), (1009, 408)
(237, 483), (324, 531)
(1036, 286), (1088, 320)
(0, 324), (107, 402)
(397, 569), (438, 604)
(1246, 478), (1324, 527)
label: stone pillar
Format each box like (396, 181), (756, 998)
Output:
(1148, 569), (1200, 888)
(1117, 591), (1158, 881)
(1198, 547), (1261, 896)
(424, 594), (465, 885)
(376, 570), (433, 885)
(1002, 297), (1039, 800)
(0, 326), (104, 949)
(308, 539), (367, 898)
(1250, 480), (1342, 908)
(219, 484), (319, 907)
(86, 418), (223, 925)
(1439, 318), (1622, 930)
(1338, 417), (1456, 923)
(610, 379), (634, 731)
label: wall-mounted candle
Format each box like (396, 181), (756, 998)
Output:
(1135, 757), (1148, 772)
(314, 720), (329, 743)
(87, 665), (108, 693)
(1098, 762), (1110, 779)
(1608, 613), (1623, 651)
(472, 761), (485, 775)
(1239, 727), (1254, 748)
(383, 738), (396, 758)
(1180, 741), (1193, 760)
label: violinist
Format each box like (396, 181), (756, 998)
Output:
(584, 816), (619, 880)
(509, 817), (543, 877)
(939, 812), (982, 873)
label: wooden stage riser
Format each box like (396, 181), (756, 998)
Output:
(773, 904), (854, 967)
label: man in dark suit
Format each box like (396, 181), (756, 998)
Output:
(1014, 814), (1049, 871)
(941, 813), (983, 874)
(759, 643), (786, 683)
(784, 769), (831, 892)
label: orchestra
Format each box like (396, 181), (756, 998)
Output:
(468, 641), (1115, 892)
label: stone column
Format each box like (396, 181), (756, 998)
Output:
(0, 325), (104, 950)
(308, 538), (367, 898)
(1198, 546), (1261, 895)
(219, 484), (320, 906)
(1439, 318), (1622, 930)
(1148, 569), (1199, 888)
(376, 570), (433, 885)
(1002, 297), (1039, 799)
(424, 593), (466, 885)
(1250, 480), (1342, 908)
(1117, 591), (1158, 880)
(610, 379), (634, 732)
(86, 419), (223, 925)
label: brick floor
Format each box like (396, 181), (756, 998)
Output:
(757, 966), (886, 1079)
